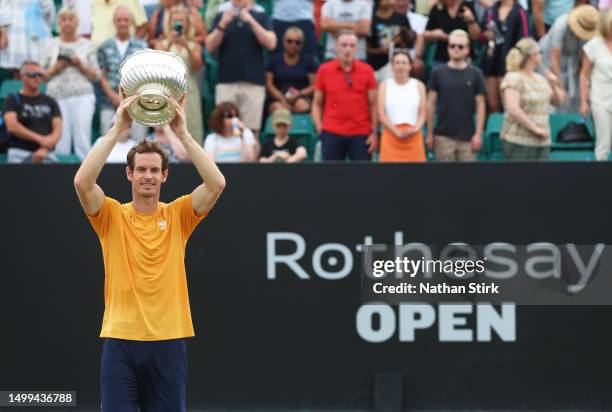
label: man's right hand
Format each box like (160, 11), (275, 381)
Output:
(219, 9), (237, 30)
(109, 91), (121, 108)
(426, 134), (434, 149)
(38, 135), (56, 150)
(112, 93), (137, 133)
(31, 147), (49, 163)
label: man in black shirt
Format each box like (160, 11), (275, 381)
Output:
(426, 29), (485, 161)
(3, 61), (62, 163)
(259, 108), (307, 163)
(206, 0), (277, 137)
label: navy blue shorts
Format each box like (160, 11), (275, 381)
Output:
(100, 338), (188, 412)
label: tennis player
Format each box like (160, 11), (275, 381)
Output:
(73, 95), (225, 411)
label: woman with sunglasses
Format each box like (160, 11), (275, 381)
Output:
(266, 26), (317, 114)
(203, 102), (258, 163)
(500, 38), (566, 161)
(378, 50), (427, 162)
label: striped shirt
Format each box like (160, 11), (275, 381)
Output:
(500, 71), (552, 147)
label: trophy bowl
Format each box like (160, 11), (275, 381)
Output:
(119, 49), (189, 127)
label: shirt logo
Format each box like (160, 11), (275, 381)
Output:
(158, 220), (167, 231)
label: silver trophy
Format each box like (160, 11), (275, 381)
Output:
(119, 49), (189, 127)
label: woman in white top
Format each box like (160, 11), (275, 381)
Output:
(377, 50), (427, 162)
(203, 102), (258, 163)
(580, 9), (612, 161)
(41, 7), (99, 160)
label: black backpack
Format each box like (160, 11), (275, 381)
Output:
(556, 121), (592, 144)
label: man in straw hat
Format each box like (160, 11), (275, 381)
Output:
(539, 4), (599, 112)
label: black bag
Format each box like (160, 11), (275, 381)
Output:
(556, 121), (592, 144)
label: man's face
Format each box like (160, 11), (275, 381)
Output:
(336, 34), (357, 62)
(20, 64), (44, 90)
(113, 9), (132, 35)
(127, 153), (168, 198)
(447, 34), (470, 61)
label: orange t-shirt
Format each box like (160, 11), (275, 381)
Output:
(86, 194), (206, 341)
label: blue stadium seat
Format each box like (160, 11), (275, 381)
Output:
(483, 112), (505, 161)
(549, 150), (595, 161)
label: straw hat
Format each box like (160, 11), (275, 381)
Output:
(568, 5), (599, 41)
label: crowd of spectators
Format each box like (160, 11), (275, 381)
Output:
(0, 0), (611, 164)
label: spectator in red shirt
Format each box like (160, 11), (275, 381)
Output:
(311, 30), (378, 161)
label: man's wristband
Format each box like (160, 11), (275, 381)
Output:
(217, 25), (226, 32)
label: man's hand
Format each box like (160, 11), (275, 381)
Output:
(31, 147), (49, 163)
(169, 94), (190, 140)
(109, 91), (121, 108)
(366, 131), (378, 154)
(471, 133), (483, 151)
(112, 91), (137, 133)
(38, 135), (56, 150)
(426, 133), (434, 150)
(240, 7), (256, 27)
(219, 9), (237, 29)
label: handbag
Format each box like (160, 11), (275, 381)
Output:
(556, 121), (592, 144)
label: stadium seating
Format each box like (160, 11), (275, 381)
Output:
(549, 112), (595, 151)
(483, 112), (505, 161)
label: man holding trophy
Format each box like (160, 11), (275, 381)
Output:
(73, 50), (226, 411)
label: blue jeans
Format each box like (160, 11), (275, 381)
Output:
(101, 338), (188, 412)
(320, 130), (371, 161)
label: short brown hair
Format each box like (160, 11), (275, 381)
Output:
(127, 140), (169, 171)
(208, 102), (240, 135)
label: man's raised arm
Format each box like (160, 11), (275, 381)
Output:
(73, 96), (136, 215)
(170, 99), (226, 216)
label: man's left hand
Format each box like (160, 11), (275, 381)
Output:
(240, 7), (255, 26)
(32, 147), (48, 163)
(366, 131), (378, 154)
(169, 94), (190, 140)
(471, 134), (483, 151)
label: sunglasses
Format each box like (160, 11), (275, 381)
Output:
(24, 72), (44, 78)
(224, 112), (237, 118)
(285, 39), (303, 45)
(448, 43), (466, 50)
(344, 71), (352, 87)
